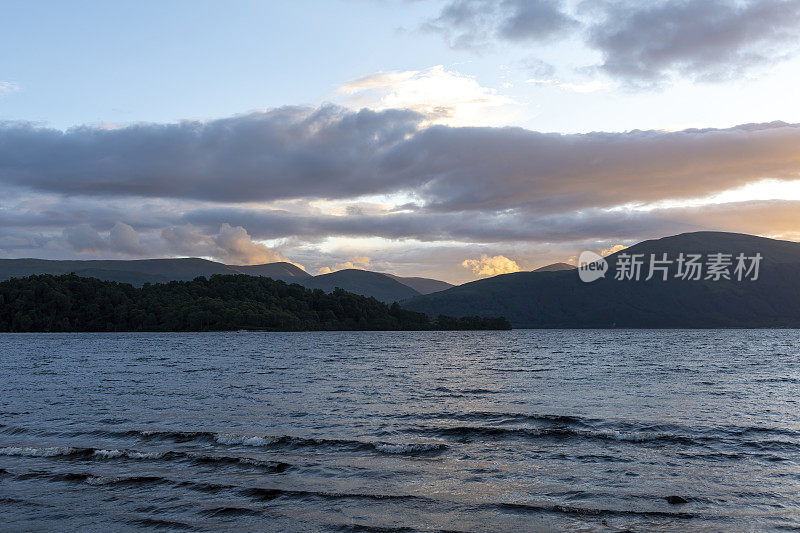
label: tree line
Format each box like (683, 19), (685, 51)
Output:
(0, 274), (510, 332)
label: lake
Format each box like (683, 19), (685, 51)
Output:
(1, 330), (799, 531)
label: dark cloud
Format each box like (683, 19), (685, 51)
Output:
(180, 200), (800, 246)
(498, 0), (580, 42)
(584, 0), (800, 84)
(426, 0), (800, 84)
(0, 105), (423, 203)
(388, 121), (800, 213)
(3, 105), (800, 275)
(425, 0), (577, 49)
(3, 110), (800, 215)
(63, 224), (107, 253)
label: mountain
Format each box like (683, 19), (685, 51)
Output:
(0, 258), (310, 286)
(226, 262), (309, 280)
(384, 274), (454, 294)
(300, 269), (421, 303)
(402, 232), (800, 328)
(0, 258), (453, 303)
(533, 262), (576, 272)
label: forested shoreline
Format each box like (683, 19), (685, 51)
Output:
(0, 274), (510, 332)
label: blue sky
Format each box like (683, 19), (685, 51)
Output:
(3, 0), (800, 282)
(6, 0), (800, 133)
(2, 1), (448, 127)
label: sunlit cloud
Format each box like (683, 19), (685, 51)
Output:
(317, 255), (371, 275)
(601, 244), (628, 257)
(161, 223), (289, 266)
(336, 65), (521, 127)
(462, 254), (521, 277)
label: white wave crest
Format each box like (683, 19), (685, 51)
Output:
(374, 442), (445, 454)
(92, 449), (124, 459)
(92, 448), (164, 460)
(214, 434), (276, 447)
(0, 446), (75, 457)
(85, 476), (117, 485)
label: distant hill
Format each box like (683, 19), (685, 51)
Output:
(0, 258), (455, 303)
(384, 274), (454, 294)
(402, 232), (800, 328)
(0, 258), (310, 285)
(227, 262), (310, 280)
(533, 262), (576, 272)
(300, 269), (421, 303)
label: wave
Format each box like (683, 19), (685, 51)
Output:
(329, 525), (418, 533)
(14, 470), (171, 487)
(8, 417), (795, 462)
(199, 506), (263, 518)
(0, 446), (92, 458)
(372, 442), (447, 454)
(9, 467), (433, 508)
(240, 487), (429, 504)
(76, 429), (449, 456)
(417, 425), (708, 447)
(0, 425), (28, 435)
(9, 410), (798, 449)
(214, 434), (448, 455)
(400, 411), (600, 429)
(126, 517), (195, 531)
(496, 502), (696, 520)
(399, 412), (800, 443)
(0, 445), (290, 472)
(392, 412), (800, 452)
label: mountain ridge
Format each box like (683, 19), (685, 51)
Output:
(0, 257), (450, 303)
(402, 231), (800, 328)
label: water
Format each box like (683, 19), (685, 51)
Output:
(1, 330), (799, 532)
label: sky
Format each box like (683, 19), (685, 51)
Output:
(2, 0), (800, 283)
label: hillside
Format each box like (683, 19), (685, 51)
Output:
(300, 269), (421, 303)
(534, 262), (576, 272)
(384, 274), (454, 294)
(402, 232), (800, 328)
(0, 258), (452, 302)
(0, 258), (310, 285)
(0, 274), (509, 332)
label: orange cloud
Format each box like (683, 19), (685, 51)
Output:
(462, 255), (520, 277)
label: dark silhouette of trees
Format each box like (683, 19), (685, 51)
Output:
(0, 274), (510, 332)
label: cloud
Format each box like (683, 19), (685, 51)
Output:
(316, 255), (371, 274)
(393, 121), (800, 213)
(64, 224), (107, 253)
(526, 78), (611, 93)
(0, 106), (424, 203)
(584, 0), (800, 85)
(426, 0), (578, 49)
(4, 110), (800, 216)
(4, 196), (800, 281)
(462, 254), (521, 276)
(5, 105), (800, 279)
(62, 221), (146, 255)
(109, 222), (146, 255)
(211, 223), (285, 265)
(161, 223), (286, 265)
(601, 244), (627, 257)
(336, 65), (519, 127)
(425, 0), (800, 85)
(0, 81), (20, 96)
